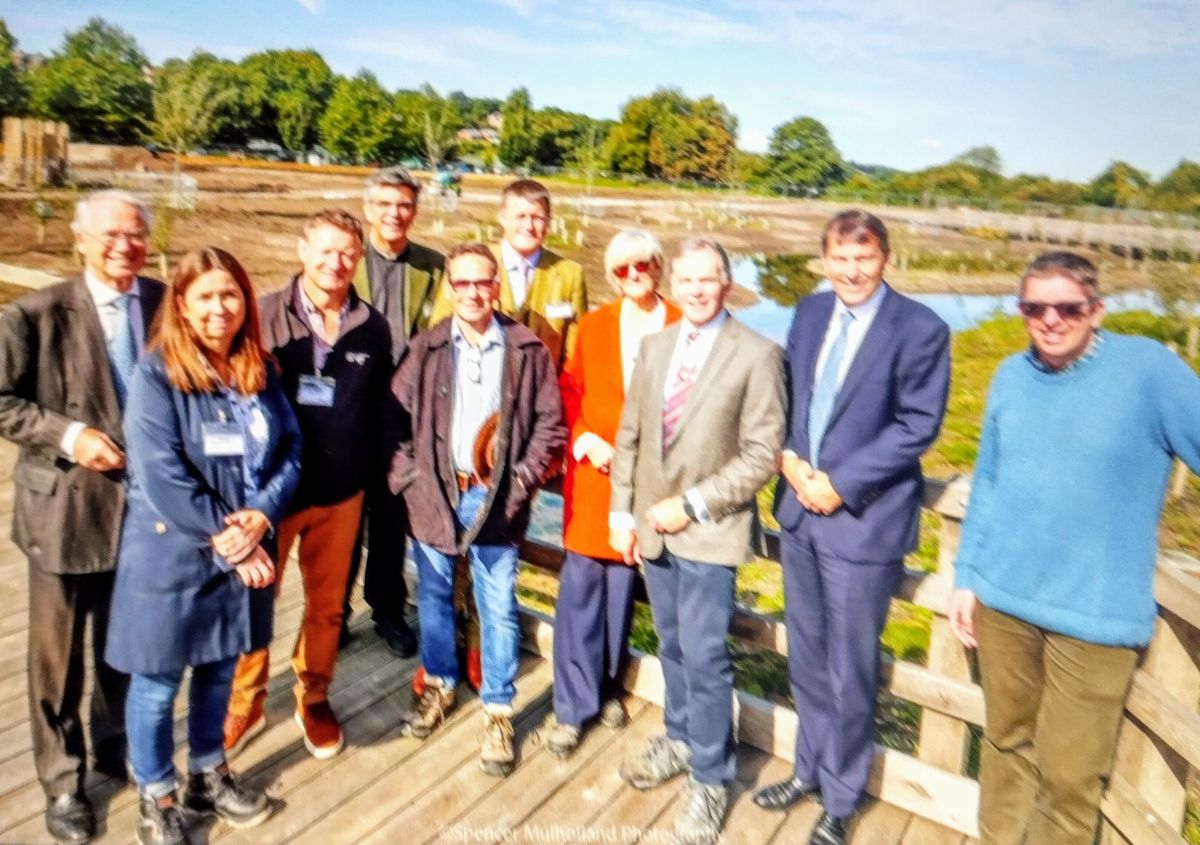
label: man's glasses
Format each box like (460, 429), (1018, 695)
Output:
(87, 229), (147, 247)
(450, 279), (495, 293)
(613, 260), (657, 279)
(1017, 300), (1095, 320)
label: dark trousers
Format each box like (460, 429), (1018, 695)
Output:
(552, 551), (637, 727)
(344, 483), (409, 624)
(781, 531), (902, 817)
(27, 562), (128, 797)
(643, 551), (736, 786)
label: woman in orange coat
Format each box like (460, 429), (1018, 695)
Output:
(548, 229), (681, 757)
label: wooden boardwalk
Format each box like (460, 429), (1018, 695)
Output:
(0, 440), (973, 845)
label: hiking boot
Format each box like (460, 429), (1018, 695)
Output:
(223, 695), (266, 758)
(545, 718), (581, 759)
(672, 777), (729, 845)
(183, 762), (271, 829)
(412, 665), (427, 698)
(407, 680), (456, 739)
(45, 792), (95, 844)
(137, 791), (191, 845)
(294, 699), (344, 759)
(480, 707), (515, 777)
(599, 697), (628, 729)
(619, 735), (691, 790)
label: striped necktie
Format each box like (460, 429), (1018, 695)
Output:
(808, 310), (854, 468)
(662, 330), (701, 447)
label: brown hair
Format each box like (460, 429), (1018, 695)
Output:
(154, 247), (268, 395)
(445, 242), (499, 279)
(302, 208), (364, 243)
(1020, 251), (1100, 299)
(500, 179), (552, 215)
(822, 209), (890, 256)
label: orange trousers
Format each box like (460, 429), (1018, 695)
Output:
(229, 491), (365, 713)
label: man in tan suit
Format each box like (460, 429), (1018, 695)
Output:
(609, 237), (785, 845)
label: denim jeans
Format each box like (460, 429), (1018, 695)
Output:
(413, 484), (520, 708)
(126, 657), (237, 796)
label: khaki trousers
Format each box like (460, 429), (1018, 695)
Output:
(229, 492), (365, 713)
(976, 603), (1139, 845)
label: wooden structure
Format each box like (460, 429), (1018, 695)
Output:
(0, 443), (1196, 842)
(2, 118), (70, 187)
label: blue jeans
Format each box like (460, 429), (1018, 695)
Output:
(413, 484), (520, 708)
(126, 657), (237, 796)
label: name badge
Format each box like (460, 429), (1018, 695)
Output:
(545, 301), (575, 320)
(202, 422), (246, 457)
(297, 374), (336, 407)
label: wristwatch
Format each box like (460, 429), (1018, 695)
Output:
(681, 498), (698, 523)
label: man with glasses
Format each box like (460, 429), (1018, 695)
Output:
(388, 242), (564, 777)
(948, 251), (1200, 845)
(341, 167), (445, 658)
(0, 190), (165, 843)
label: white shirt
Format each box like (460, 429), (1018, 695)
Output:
(813, 282), (888, 389)
(450, 316), (505, 476)
(500, 240), (541, 310)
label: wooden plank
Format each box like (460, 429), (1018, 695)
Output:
(900, 816), (965, 845)
(1100, 773), (1188, 845)
(847, 799), (915, 845)
(1124, 668), (1200, 772)
(1154, 554), (1200, 633)
(764, 801), (824, 845)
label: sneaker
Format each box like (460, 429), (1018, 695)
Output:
(672, 777), (728, 845)
(183, 762), (271, 829)
(223, 695), (266, 758)
(412, 665), (427, 698)
(545, 718), (581, 759)
(599, 697), (628, 730)
(407, 680), (456, 739)
(479, 708), (515, 777)
(137, 791), (191, 845)
(44, 792), (95, 844)
(619, 735), (691, 790)
(294, 699), (344, 759)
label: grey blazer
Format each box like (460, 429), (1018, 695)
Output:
(609, 315), (786, 565)
(0, 275), (165, 574)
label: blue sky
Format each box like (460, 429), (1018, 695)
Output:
(6, 0), (1198, 181)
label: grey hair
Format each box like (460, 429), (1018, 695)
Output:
(71, 189), (152, 234)
(364, 166), (422, 201)
(604, 228), (666, 287)
(673, 236), (732, 283)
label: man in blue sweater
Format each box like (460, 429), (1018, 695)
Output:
(949, 251), (1200, 845)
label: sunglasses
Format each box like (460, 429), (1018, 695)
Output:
(1017, 300), (1095, 320)
(613, 260), (657, 279)
(449, 279), (495, 292)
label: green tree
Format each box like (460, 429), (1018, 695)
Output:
(951, 145), (1003, 175)
(156, 52), (256, 146)
(149, 70), (234, 160)
(1085, 161), (1151, 208)
(604, 88), (737, 183)
(416, 85), (461, 170)
(0, 20), (27, 116)
(766, 116), (845, 192)
(240, 49), (333, 149)
(730, 150), (771, 187)
(318, 70), (398, 164)
(27, 17), (151, 143)
(1005, 173), (1087, 205)
(1152, 160), (1200, 214)
(499, 87), (535, 168)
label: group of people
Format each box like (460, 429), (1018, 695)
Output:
(2, 168), (1196, 845)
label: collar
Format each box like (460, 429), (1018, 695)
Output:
(368, 236), (409, 263)
(500, 240), (542, 274)
(1027, 328), (1106, 375)
(297, 280), (351, 321)
(832, 281), (887, 324)
(84, 270), (138, 307)
(451, 314), (504, 351)
(681, 309), (729, 337)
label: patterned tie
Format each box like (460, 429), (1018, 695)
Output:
(808, 310), (854, 468)
(662, 330), (701, 447)
(108, 294), (137, 409)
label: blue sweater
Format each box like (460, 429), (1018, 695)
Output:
(955, 333), (1200, 647)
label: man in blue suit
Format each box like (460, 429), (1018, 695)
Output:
(752, 210), (950, 845)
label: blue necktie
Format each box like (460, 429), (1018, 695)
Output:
(108, 295), (137, 409)
(808, 310), (854, 467)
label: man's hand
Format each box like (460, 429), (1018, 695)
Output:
(234, 545), (275, 589)
(73, 428), (125, 472)
(798, 470), (843, 515)
(781, 452), (814, 498)
(584, 438), (615, 474)
(948, 589), (979, 648)
(645, 496), (690, 535)
(212, 509), (271, 564)
(609, 529), (642, 566)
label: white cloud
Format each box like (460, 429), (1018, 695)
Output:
(293, 0), (322, 14)
(482, 0), (544, 16)
(599, 0), (769, 43)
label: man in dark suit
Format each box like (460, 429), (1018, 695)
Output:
(343, 166), (445, 657)
(752, 210), (950, 845)
(610, 237), (785, 845)
(0, 190), (165, 844)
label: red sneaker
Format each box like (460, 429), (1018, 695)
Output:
(294, 699), (344, 759)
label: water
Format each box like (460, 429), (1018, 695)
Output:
(729, 255), (1165, 344)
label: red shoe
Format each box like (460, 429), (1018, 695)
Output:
(294, 699), (344, 759)
(466, 648), (482, 692)
(223, 694), (266, 758)
(412, 665), (427, 698)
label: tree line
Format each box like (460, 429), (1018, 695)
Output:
(1, 17), (1196, 215)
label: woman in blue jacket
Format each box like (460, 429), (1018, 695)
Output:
(106, 247), (302, 845)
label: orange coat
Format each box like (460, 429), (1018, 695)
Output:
(560, 298), (681, 559)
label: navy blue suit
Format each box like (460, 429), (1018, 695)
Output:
(777, 285), (949, 816)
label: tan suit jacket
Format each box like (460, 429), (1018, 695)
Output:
(609, 315), (785, 565)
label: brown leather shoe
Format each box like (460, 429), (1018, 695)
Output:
(223, 695), (266, 758)
(295, 699), (344, 759)
(407, 680), (456, 739)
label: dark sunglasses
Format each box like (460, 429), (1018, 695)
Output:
(613, 260), (657, 279)
(1017, 300), (1095, 320)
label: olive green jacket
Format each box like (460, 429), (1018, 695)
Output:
(352, 239), (445, 364)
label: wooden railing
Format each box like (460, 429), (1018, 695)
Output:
(514, 476), (1200, 843)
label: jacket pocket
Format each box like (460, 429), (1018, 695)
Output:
(15, 460), (60, 495)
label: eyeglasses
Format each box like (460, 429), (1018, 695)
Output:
(87, 229), (147, 247)
(1017, 300), (1095, 320)
(449, 279), (495, 292)
(369, 200), (416, 212)
(613, 260), (657, 279)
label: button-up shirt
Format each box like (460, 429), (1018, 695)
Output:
(813, 282), (887, 389)
(501, 240), (541, 310)
(450, 316), (506, 475)
(297, 284), (351, 372)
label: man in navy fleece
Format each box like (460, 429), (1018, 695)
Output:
(949, 251), (1200, 845)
